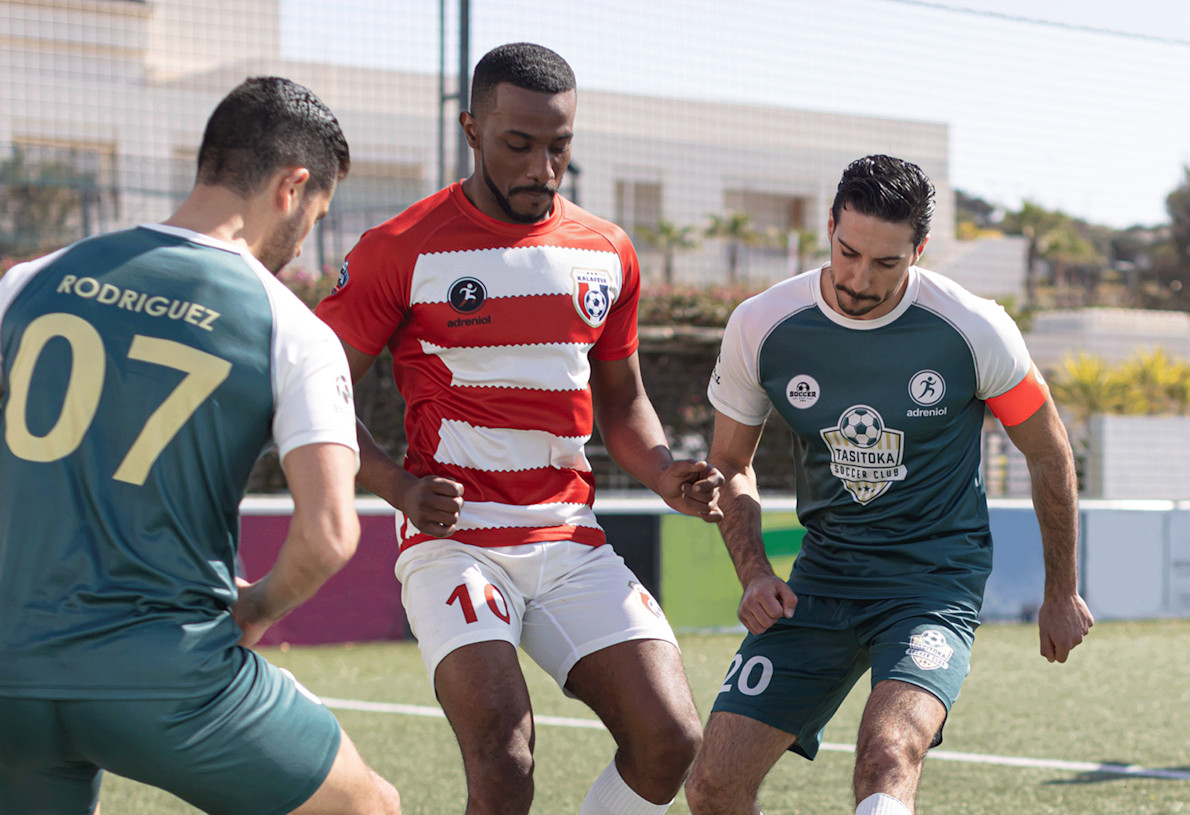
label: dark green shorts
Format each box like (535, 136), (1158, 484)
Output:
(711, 594), (978, 760)
(0, 648), (341, 815)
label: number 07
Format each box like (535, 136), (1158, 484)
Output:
(4, 312), (232, 486)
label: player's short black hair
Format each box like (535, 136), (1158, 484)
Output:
(196, 76), (350, 196)
(831, 154), (935, 247)
(470, 42), (576, 114)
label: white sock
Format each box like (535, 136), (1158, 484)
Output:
(578, 760), (673, 815)
(855, 792), (912, 815)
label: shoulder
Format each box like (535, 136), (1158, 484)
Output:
(352, 187), (464, 257)
(731, 269), (819, 331)
(556, 199), (634, 254)
(912, 267), (1022, 339)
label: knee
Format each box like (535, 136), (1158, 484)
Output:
(684, 760), (734, 815)
(855, 730), (927, 782)
(632, 714), (702, 782)
(459, 730), (535, 814)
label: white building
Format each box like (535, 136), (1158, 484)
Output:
(0, 0), (1016, 292)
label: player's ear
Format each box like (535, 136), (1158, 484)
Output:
(459, 110), (480, 150)
(913, 233), (930, 262)
(272, 167), (311, 214)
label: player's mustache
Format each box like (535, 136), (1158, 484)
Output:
(509, 184), (557, 197)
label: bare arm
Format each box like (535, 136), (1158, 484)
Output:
(590, 353), (722, 520)
(340, 341), (463, 537)
(1002, 397), (1094, 662)
(708, 410), (797, 633)
(233, 442), (361, 646)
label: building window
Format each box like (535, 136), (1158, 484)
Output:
(614, 180), (662, 241)
(0, 139), (119, 257)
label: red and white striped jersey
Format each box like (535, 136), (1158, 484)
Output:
(316, 183), (641, 550)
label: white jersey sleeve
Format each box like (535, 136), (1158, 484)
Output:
(708, 293), (776, 426)
(915, 269), (1033, 400)
(259, 273), (360, 467)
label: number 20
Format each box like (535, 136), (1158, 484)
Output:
(720, 654), (774, 696)
(4, 312), (231, 486)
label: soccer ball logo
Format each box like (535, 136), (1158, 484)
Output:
(583, 288), (609, 322)
(839, 405), (883, 448)
(917, 629), (948, 650)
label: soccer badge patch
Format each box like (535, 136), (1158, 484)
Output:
(819, 405), (907, 505)
(907, 629), (954, 671)
(630, 580), (665, 619)
(572, 267), (614, 327)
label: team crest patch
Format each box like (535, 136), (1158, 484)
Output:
(572, 268), (613, 327)
(819, 405), (907, 505)
(449, 277), (487, 314)
(785, 374), (820, 409)
(335, 374), (353, 406)
(630, 581), (665, 619)
(907, 629), (954, 671)
(332, 260), (349, 294)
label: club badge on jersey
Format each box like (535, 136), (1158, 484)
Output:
(572, 267), (613, 327)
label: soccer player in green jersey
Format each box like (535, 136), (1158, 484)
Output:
(0, 78), (402, 814)
(685, 155), (1094, 815)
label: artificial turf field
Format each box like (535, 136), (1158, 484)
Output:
(101, 619), (1190, 814)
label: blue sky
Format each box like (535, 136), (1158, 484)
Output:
(282, 0), (1190, 229)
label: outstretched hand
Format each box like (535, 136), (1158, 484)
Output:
(1037, 593), (1094, 663)
(404, 475), (465, 538)
(738, 574), (798, 634)
(658, 459), (724, 522)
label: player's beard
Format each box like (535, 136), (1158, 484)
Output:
(481, 159), (556, 224)
(259, 208), (310, 274)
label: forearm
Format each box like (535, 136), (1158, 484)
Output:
(1029, 449), (1080, 597)
(716, 463), (773, 588)
(595, 395), (674, 494)
(354, 416), (420, 511)
(246, 517), (358, 623)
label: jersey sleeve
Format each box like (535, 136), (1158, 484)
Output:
(707, 297), (773, 426)
(314, 226), (410, 356)
(268, 281), (360, 466)
(973, 300), (1046, 426)
(590, 231), (640, 361)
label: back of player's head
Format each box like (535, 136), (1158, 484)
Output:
(470, 43), (576, 114)
(196, 76), (350, 196)
(831, 154), (935, 247)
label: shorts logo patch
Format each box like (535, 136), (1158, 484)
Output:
(907, 629), (953, 671)
(572, 268), (614, 327)
(449, 277), (487, 314)
(785, 374), (820, 409)
(908, 370), (945, 407)
(630, 580), (665, 619)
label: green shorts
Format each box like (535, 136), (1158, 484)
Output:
(711, 594), (978, 760)
(0, 647), (341, 815)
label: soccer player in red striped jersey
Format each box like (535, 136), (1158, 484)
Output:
(316, 43), (723, 815)
(684, 155), (1094, 815)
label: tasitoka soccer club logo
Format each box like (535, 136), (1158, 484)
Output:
(572, 267), (615, 327)
(907, 629), (954, 671)
(819, 405), (907, 505)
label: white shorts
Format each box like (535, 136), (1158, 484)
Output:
(394, 539), (678, 689)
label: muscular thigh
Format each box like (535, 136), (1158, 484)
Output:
(711, 594), (872, 761)
(519, 542), (677, 690)
(0, 696), (101, 815)
(70, 650), (340, 815)
(395, 541), (528, 682)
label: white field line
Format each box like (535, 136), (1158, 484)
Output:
(322, 697), (1190, 781)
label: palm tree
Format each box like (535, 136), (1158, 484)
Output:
(1115, 348), (1184, 415)
(704, 211), (760, 285)
(637, 220), (699, 286)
